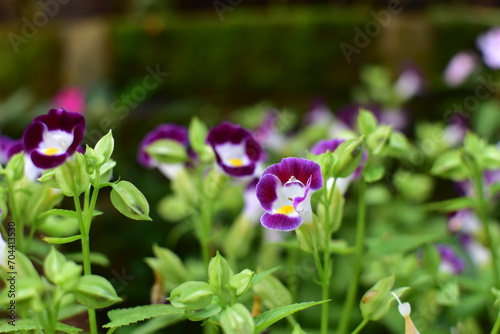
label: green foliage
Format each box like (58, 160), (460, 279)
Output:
(110, 180), (152, 221)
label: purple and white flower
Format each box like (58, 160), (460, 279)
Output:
(207, 122), (262, 178)
(447, 209), (481, 234)
(444, 51), (479, 87)
(436, 244), (465, 275)
(138, 123), (190, 179)
(23, 108), (85, 170)
(256, 157), (322, 231)
(477, 27), (500, 69)
(0, 134), (22, 166)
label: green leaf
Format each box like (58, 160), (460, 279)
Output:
(188, 117), (210, 155)
(110, 181), (152, 221)
(74, 275), (122, 309)
(333, 137), (364, 178)
(220, 303), (254, 334)
(251, 266), (281, 286)
(66, 252), (110, 267)
(423, 197), (475, 213)
(104, 304), (184, 328)
(0, 319), (37, 332)
(362, 164), (384, 183)
(5, 152), (24, 182)
(56, 322), (83, 333)
(357, 109), (378, 136)
(253, 275), (292, 309)
(367, 229), (446, 258)
(430, 149), (469, 180)
(38, 209), (77, 220)
(44, 247), (82, 290)
(254, 300), (328, 333)
(42, 235), (82, 244)
(146, 139), (188, 164)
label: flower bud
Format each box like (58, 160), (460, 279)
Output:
(94, 130), (115, 165)
(74, 275), (122, 309)
(219, 303), (255, 334)
(333, 137), (364, 178)
(208, 252), (234, 290)
(54, 152), (90, 196)
(169, 281), (214, 310)
(228, 269), (254, 297)
(110, 181), (151, 221)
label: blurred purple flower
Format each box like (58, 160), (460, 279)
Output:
(207, 122), (262, 178)
(436, 244), (465, 275)
(0, 134), (22, 166)
(444, 51), (479, 87)
(138, 123), (190, 179)
(256, 157), (322, 231)
(447, 209), (481, 234)
(253, 109), (286, 152)
(52, 86), (86, 114)
(459, 233), (491, 268)
(394, 63), (426, 100)
(23, 108), (85, 170)
(477, 27), (500, 69)
(443, 115), (468, 146)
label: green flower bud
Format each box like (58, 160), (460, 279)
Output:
(219, 303), (255, 334)
(228, 269), (254, 297)
(74, 275), (122, 309)
(38, 169), (59, 188)
(146, 139), (188, 164)
(253, 275), (292, 309)
(93, 130), (115, 165)
(366, 124), (392, 155)
(110, 181), (152, 221)
(44, 247), (82, 291)
(208, 252), (234, 290)
(333, 137), (364, 178)
(54, 152), (90, 196)
(169, 281), (214, 310)
(360, 274), (399, 320)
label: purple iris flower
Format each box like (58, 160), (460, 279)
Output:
(207, 122), (262, 178)
(23, 108), (85, 169)
(138, 123), (190, 179)
(444, 51), (479, 87)
(436, 244), (465, 275)
(256, 157), (322, 231)
(477, 27), (500, 69)
(0, 134), (22, 165)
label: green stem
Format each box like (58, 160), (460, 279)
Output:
(351, 318), (369, 334)
(473, 171), (500, 288)
(7, 180), (24, 252)
(338, 179), (366, 334)
(74, 191), (99, 334)
(492, 311), (500, 334)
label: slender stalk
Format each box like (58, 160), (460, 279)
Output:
(351, 318), (369, 334)
(473, 171), (500, 288)
(492, 311), (500, 334)
(338, 179), (367, 334)
(74, 194), (98, 334)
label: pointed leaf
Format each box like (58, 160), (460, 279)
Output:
(254, 300), (328, 333)
(104, 304), (184, 328)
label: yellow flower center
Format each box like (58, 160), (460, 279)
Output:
(228, 158), (243, 167)
(44, 148), (59, 156)
(276, 205), (294, 215)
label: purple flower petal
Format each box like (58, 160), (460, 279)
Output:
(256, 174), (280, 212)
(22, 109), (86, 169)
(310, 139), (345, 155)
(260, 212), (302, 231)
(33, 108), (85, 134)
(262, 157), (322, 191)
(477, 27), (500, 69)
(30, 151), (69, 169)
(207, 122), (262, 177)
